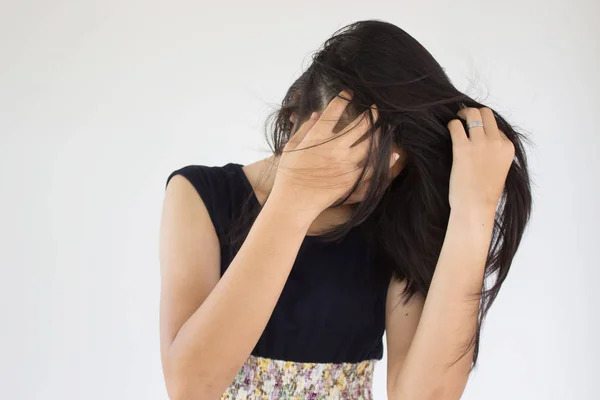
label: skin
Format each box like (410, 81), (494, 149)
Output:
(159, 91), (514, 399)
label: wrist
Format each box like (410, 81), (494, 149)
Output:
(450, 204), (497, 224)
(447, 206), (496, 250)
(263, 189), (320, 230)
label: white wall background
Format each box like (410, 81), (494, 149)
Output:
(1, 1), (598, 399)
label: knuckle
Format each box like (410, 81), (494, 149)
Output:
(473, 138), (486, 148)
(466, 108), (481, 119)
(455, 143), (471, 155)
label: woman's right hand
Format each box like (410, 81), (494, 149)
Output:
(270, 90), (384, 218)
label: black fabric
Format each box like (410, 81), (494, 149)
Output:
(166, 163), (391, 364)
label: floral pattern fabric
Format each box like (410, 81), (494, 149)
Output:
(221, 354), (376, 399)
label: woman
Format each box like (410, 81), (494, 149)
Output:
(159, 20), (532, 399)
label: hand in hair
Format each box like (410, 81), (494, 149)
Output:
(448, 107), (515, 214)
(271, 90), (399, 217)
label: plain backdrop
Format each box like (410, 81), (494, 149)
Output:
(1, 1), (599, 399)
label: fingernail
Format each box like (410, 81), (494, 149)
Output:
(392, 153), (400, 163)
(340, 90), (353, 99)
(310, 111), (319, 120)
(371, 103), (379, 117)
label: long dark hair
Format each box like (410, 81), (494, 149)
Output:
(224, 19), (533, 367)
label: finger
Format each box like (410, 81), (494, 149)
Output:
(339, 104), (379, 148)
(479, 107), (501, 139)
(286, 111), (320, 150)
(457, 107), (485, 142)
(312, 90), (353, 138)
(447, 119), (469, 146)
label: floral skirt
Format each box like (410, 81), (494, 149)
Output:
(221, 354), (376, 399)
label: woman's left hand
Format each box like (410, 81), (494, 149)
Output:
(447, 107), (515, 214)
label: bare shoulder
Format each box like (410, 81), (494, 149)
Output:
(163, 173), (210, 216)
(160, 174), (219, 257)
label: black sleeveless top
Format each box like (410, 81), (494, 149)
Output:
(166, 163), (391, 364)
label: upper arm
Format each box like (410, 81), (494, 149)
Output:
(159, 174), (221, 369)
(385, 277), (425, 392)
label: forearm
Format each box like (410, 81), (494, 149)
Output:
(393, 206), (496, 400)
(166, 192), (315, 398)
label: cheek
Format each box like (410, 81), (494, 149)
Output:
(341, 185), (367, 205)
(343, 180), (378, 204)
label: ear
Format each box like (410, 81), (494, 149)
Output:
(390, 143), (406, 179)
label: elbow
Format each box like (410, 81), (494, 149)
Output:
(164, 383), (190, 400)
(165, 376), (219, 400)
(164, 375), (201, 400)
(163, 343), (241, 400)
(388, 388), (463, 400)
(388, 363), (471, 400)
(388, 380), (459, 400)
(163, 361), (222, 400)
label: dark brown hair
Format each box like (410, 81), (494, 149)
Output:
(225, 19), (533, 368)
